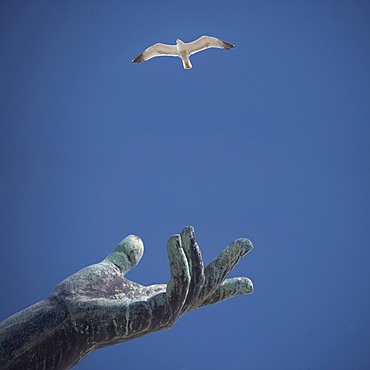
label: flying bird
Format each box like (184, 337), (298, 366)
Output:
(132, 35), (235, 69)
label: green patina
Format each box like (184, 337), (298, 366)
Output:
(0, 226), (253, 370)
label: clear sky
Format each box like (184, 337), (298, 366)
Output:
(1, 1), (369, 369)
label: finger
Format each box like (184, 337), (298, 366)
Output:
(195, 238), (253, 305)
(103, 235), (144, 275)
(195, 277), (253, 309)
(179, 226), (205, 314)
(165, 234), (190, 323)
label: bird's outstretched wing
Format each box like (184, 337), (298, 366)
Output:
(132, 43), (178, 63)
(187, 36), (235, 56)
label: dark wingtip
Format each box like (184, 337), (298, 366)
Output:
(222, 40), (236, 50)
(132, 53), (144, 63)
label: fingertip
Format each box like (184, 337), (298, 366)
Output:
(240, 277), (254, 294)
(234, 238), (253, 256)
(105, 235), (144, 274)
(166, 234), (182, 255)
(230, 277), (254, 294)
(180, 226), (195, 238)
(167, 234), (181, 244)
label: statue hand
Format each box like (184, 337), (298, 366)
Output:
(0, 227), (253, 369)
(54, 226), (253, 317)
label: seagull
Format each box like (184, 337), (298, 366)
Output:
(132, 35), (235, 69)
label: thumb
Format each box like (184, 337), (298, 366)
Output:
(103, 235), (144, 275)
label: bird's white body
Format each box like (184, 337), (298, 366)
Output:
(176, 39), (192, 69)
(132, 36), (235, 69)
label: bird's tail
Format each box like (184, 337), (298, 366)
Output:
(182, 58), (192, 69)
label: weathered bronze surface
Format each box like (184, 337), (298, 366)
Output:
(0, 226), (253, 369)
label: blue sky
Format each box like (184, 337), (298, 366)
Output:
(1, 1), (369, 369)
